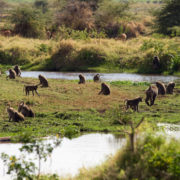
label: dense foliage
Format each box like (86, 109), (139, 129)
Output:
(10, 7), (45, 38)
(155, 0), (180, 35)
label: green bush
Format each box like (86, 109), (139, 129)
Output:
(10, 7), (46, 38)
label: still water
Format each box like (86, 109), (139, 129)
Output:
(0, 123), (179, 179)
(20, 71), (180, 83)
(0, 133), (125, 179)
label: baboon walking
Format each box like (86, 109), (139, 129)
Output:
(166, 82), (175, 94)
(18, 102), (35, 117)
(24, 85), (40, 96)
(38, 74), (49, 87)
(78, 74), (86, 84)
(98, 83), (110, 95)
(93, 74), (100, 82)
(156, 81), (166, 95)
(124, 97), (142, 112)
(145, 85), (158, 106)
(7, 105), (24, 122)
(6, 69), (16, 79)
(14, 65), (21, 77)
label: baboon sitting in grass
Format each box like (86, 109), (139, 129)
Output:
(7, 105), (24, 122)
(166, 82), (175, 94)
(14, 65), (21, 77)
(93, 74), (100, 82)
(156, 81), (166, 95)
(78, 74), (85, 84)
(145, 85), (158, 106)
(124, 97), (142, 112)
(98, 83), (110, 95)
(38, 74), (49, 87)
(18, 102), (35, 117)
(6, 69), (16, 79)
(24, 85), (40, 96)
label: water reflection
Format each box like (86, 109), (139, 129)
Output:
(19, 71), (180, 83)
(0, 125), (179, 179)
(0, 133), (126, 179)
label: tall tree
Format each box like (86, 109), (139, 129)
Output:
(155, 0), (180, 35)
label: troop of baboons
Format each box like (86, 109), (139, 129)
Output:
(3, 59), (178, 121)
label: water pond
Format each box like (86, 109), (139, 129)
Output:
(0, 123), (179, 179)
(19, 71), (180, 83)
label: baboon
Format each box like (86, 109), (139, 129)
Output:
(7, 105), (24, 122)
(6, 69), (16, 79)
(78, 74), (86, 84)
(145, 85), (158, 106)
(124, 97), (142, 112)
(120, 33), (127, 41)
(14, 65), (21, 77)
(98, 83), (110, 95)
(93, 74), (100, 82)
(24, 85), (40, 96)
(153, 56), (160, 70)
(166, 82), (175, 94)
(18, 102), (35, 117)
(38, 74), (49, 87)
(156, 81), (166, 95)
(3, 30), (11, 37)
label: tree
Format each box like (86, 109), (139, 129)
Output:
(155, 0), (180, 35)
(55, 0), (94, 31)
(10, 7), (45, 38)
(34, 0), (49, 13)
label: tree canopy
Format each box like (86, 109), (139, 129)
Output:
(155, 0), (180, 35)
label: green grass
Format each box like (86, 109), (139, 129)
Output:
(0, 75), (180, 140)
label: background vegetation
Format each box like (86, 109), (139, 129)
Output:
(0, 0), (179, 74)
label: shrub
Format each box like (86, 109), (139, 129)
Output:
(49, 41), (75, 70)
(10, 7), (46, 38)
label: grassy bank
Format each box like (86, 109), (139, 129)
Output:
(0, 75), (180, 139)
(0, 35), (180, 74)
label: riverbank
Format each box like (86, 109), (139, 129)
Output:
(0, 35), (180, 74)
(0, 75), (180, 140)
